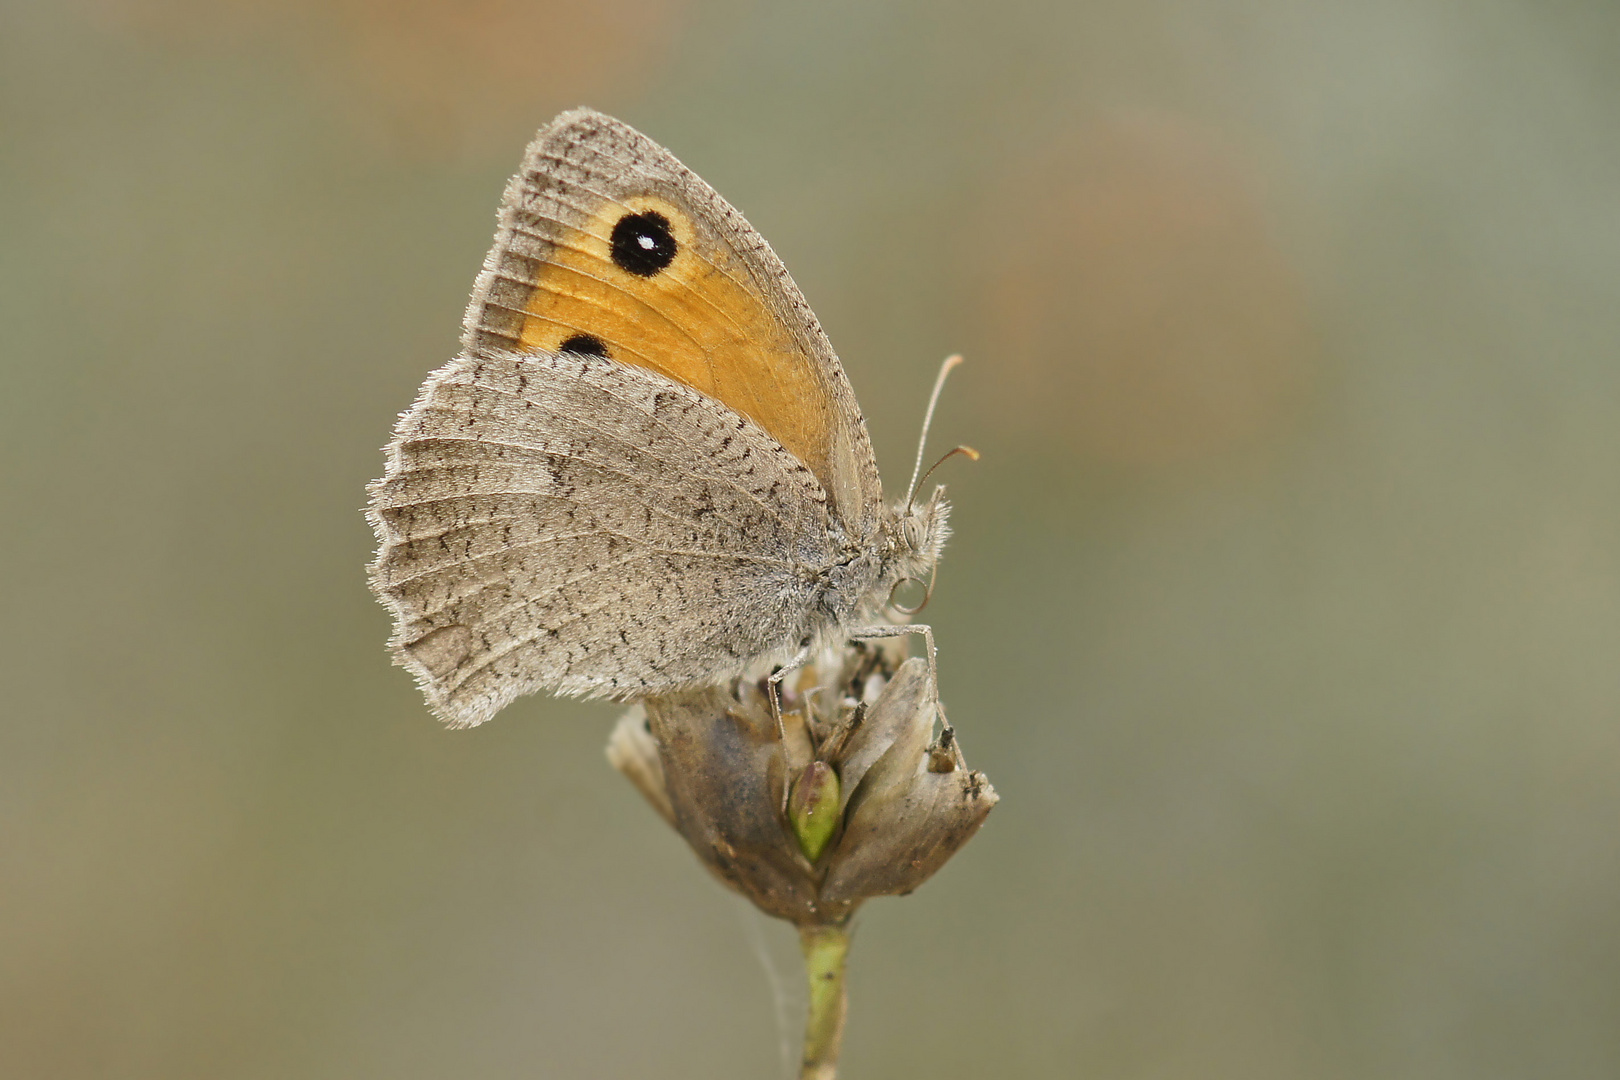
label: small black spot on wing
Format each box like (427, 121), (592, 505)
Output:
(610, 211), (677, 276)
(559, 334), (609, 358)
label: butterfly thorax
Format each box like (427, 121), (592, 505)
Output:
(791, 485), (947, 650)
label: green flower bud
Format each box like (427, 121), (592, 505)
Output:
(789, 761), (842, 862)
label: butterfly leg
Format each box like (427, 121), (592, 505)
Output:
(766, 643), (817, 815)
(848, 623), (966, 768)
(767, 642), (815, 744)
(849, 623), (936, 691)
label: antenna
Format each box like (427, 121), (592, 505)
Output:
(914, 444), (980, 497)
(905, 355), (965, 509)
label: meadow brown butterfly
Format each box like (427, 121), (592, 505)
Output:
(367, 109), (959, 727)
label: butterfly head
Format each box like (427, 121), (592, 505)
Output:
(879, 354), (975, 616)
(880, 484), (952, 615)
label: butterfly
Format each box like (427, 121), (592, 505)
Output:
(367, 109), (962, 728)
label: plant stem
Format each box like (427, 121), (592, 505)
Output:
(797, 922), (851, 1079)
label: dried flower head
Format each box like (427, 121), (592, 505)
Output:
(607, 639), (996, 926)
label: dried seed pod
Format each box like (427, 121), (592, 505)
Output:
(819, 667), (996, 903)
(609, 642), (997, 926)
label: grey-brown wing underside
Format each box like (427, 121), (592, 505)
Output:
(367, 350), (838, 727)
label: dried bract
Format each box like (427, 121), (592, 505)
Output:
(607, 641), (997, 926)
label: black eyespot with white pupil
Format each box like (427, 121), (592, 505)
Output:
(610, 211), (677, 276)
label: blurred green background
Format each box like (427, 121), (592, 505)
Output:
(5, 1), (1619, 1076)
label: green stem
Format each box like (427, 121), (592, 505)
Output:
(797, 922), (852, 1080)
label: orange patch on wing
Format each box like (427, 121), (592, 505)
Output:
(517, 196), (834, 492)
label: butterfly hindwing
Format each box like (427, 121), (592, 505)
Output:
(368, 351), (839, 725)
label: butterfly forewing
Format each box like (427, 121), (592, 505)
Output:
(461, 109), (881, 529)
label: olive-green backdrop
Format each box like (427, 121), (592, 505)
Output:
(5, 1), (1618, 1076)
